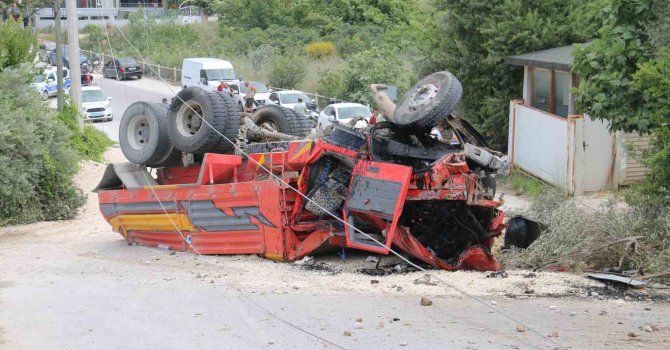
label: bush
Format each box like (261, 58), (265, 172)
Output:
(304, 41), (336, 59)
(268, 56), (306, 89)
(248, 45), (275, 71)
(0, 19), (37, 69)
(57, 103), (115, 163)
(82, 25), (104, 48)
(0, 67), (85, 225)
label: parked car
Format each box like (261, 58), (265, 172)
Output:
(267, 90), (314, 109)
(318, 103), (372, 130)
(229, 81), (272, 111)
(181, 58), (238, 90)
(31, 67), (71, 100)
(102, 57), (143, 80)
(82, 86), (113, 122)
(47, 47), (88, 68)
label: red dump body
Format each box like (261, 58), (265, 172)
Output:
(98, 138), (505, 271)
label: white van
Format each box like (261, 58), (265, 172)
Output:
(181, 58), (238, 90)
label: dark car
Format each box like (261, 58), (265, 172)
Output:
(102, 57), (143, 80)
(47, 48), (88, 68)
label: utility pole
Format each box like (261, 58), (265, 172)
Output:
(65, 0), (83, 131)
(54, 0), (64, 112)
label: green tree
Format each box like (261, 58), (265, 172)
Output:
(572, 0), (656, 132)
(0, 19), (36, 69)
(423, 0), (598, 149)
(217, 0), (293, 30)
(631, 48), (670, 202)
(317, 47), (412, 105)
(573, 0), (669, 203)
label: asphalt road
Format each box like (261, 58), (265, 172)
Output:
(88, 73), (181, 142)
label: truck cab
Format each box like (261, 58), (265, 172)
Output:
(181, 58), (238, 90)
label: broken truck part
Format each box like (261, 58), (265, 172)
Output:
(98, 71), (509, 271)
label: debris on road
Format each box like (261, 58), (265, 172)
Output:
(503, 216), (544, 249)
(516, 324), (526, 332)
(420, 296), (433, 306)
(365, 256), (379, 263)
(585, 272), (647, 287)
(413, 274), (439, 286)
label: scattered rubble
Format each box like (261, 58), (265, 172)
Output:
(420, 297), (433, 306)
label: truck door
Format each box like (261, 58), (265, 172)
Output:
(343, 160), (412, 254)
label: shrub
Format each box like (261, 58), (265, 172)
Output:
(0, 19), (37, 69)
(248, 45), (275, 70)
(336, 47), (413, 105)
(0, 67), (85, 225)
(316, 69), (345, 99)
(304, 41), (336, 59)
(57, 103), (115, 163)
(268, 56), (306, 89)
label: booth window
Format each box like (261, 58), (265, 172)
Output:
(531, 68), (571, 118)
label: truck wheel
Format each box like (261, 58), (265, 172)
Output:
(168, 87), (239, 154)
(393, 71), (462, 131)
(119, 102), (176, 166)
(42, 91), (49, 100)
(251, 104), (311, 137)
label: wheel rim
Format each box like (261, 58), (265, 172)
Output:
(407, 84), (439, 111)
(126, 114), (151, 150)
(176, 101), (204, 137)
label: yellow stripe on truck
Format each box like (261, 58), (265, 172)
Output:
(109, 213), (197, 232)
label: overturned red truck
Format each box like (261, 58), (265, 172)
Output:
(96, 72), (510, 271)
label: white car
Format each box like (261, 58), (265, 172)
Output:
(318, 103), (372, 130)
(230, 81), (272, 111)
(267, 90), (313, 110)
(31, 67), (71, 100)
(82, 86), (113, 122)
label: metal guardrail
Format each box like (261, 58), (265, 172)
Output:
(80, 49), (182, 82)
(80, 49), (348, 107)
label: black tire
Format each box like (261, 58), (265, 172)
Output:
(251, 104), (311, 137)
(119, 102), (174, 166)
(393, 71), (462, 130)
(168, 87), (239, 154)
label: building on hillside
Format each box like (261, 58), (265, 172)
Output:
(506, 44), (649, 195)
(33, 1), (208, 29)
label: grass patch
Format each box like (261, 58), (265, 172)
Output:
(501, 170), (549, 197)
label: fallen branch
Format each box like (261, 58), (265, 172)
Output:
(637, 269), (670, 281)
